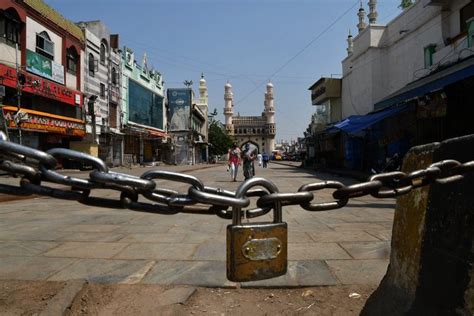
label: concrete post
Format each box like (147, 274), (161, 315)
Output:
(362, 134), (474, 315)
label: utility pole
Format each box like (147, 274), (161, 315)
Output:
(15, 43), (22, 145)
(0, 84), (9, 140)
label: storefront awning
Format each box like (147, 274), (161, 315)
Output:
(326, 103), (410, 135)
(374, 56), (474, 110)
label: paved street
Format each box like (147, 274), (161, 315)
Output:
(0, 162), (394, 288)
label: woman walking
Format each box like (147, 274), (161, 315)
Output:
(227, 143), (241, 182)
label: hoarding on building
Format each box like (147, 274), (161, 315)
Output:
(167, 88), (191, 131)
(2, 106), (85, 137)
(128, 79), (164, 130)
(26, 50), (65, 85)
(0, 64), (82, 106)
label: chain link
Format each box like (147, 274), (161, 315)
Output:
(0, 135), (473, 219)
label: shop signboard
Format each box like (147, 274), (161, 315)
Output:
(0, 64), (82, 106)
(167, 88), (191, 131)
(2, 106), (85, 137)
(26, 49), (64, 85)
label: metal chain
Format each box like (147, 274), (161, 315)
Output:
(0, 133), (473, 219)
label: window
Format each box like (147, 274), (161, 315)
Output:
(468, 18), (474, 47)
(111, 67), (117, 85)
(100, 83), (105, 98)
(89, 53), (95, 76)
(424, 45), (436, 68)
(66, 47), (78, 74)
(460, 1), (474, 33)
(100, 42), (107, 65)
(36, 31), (54, 60)
(0, 9), (21, 45)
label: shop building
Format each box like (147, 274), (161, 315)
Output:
(306, 77), (342, 167)
(307, 0), (474, 171)
(121, 47), (166, 165)
(167, 83), (208, 165)
(0, 0), (85, 156)
(77, 20), (123, 166)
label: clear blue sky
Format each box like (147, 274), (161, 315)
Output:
(46, 0), (401, 142)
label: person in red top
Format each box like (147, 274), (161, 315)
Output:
(228, 143), (241, 182)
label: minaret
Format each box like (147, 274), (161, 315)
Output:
(368, 0), (378, 24)
(357, 2), (367, 33)
(199, 73), (208, 105)
(264, 82), (275, 153)
(224, 82), (234, 136)
(347, 29), (354, 55)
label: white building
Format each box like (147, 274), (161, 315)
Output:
(77, 21), (123, 166)
(341, 0), (474, 117)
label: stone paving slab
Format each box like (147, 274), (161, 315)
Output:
(339, 241), (391, 259)
(289, 243), (352, 260)
(307, 231), (381, 243)
(0, 229), (70, 241)
(47, 258), (155, 284)
(242, 261), (339, 288)
(365, 229), (392, 241)
(0, 241), (59, 256)
(0, 257), (75, 280)
(118, 233), (187, 243)
(192, 240), (226, 261)
(326, 259), (389, 285)
(56, 232), (126, 242)
(142, 260), (236, 288)
(114, 243), (198, 260)
(43, 242), (129, 259)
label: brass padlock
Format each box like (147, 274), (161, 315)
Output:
(226, 178), (288, 282)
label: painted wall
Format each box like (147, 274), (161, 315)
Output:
(0, 44), (20, 68)
(26, 16), (62, 64)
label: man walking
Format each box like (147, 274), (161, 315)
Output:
(262, 151), (269, 168)
(242, 143), (257, 180)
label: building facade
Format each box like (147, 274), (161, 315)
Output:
(0, 0), (85, 157)
(341, 0), (474, 117)
(121, 47), (166, 165)
(76, 20), (123, 166)
(308, 0), (474, 171)
(167, 76), (209, 165)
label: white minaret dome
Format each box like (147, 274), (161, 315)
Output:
(225, 82), (232, 88)
(267, 82), (273, 88)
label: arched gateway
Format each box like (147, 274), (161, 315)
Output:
(223, 82), (276, 154)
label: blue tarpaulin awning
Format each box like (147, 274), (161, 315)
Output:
(327, 103), (410, 135)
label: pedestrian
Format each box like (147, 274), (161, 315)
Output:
(242, 143), (257, 180)
(257, 153), (263, 167)
(262, 151), (269, 168)
(227, 143), (241, 182)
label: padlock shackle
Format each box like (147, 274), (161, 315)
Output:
(232, 177), (281, 225)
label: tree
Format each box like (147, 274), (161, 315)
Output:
(208, 118), (233, 157)
(399, 0), (413, 9)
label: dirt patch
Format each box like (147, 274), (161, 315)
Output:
(183, 285), (376, 315)
(0, 280), (376, 315)
(0, 280), (67, 315)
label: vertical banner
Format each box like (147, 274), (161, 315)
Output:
(167, 88), (191, 131)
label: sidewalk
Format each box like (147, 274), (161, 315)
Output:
(0, 162), (394, 289)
